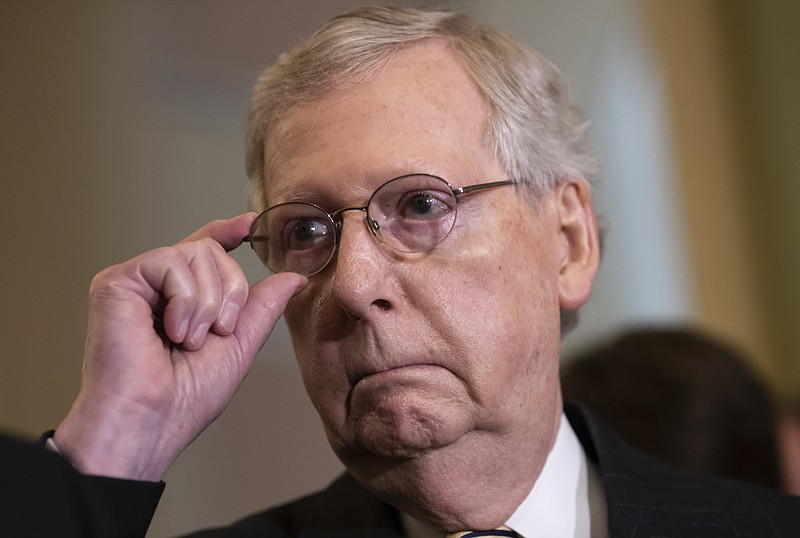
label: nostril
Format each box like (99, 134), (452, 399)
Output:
(373, 299), (390, 311)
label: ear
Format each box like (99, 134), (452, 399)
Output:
(556, 179), (600, 311)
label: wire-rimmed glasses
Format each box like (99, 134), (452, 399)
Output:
(244, 173), (515, 276)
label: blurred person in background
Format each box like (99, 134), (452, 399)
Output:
(778, 398), (800, 495)
(562, 326), (783, 489)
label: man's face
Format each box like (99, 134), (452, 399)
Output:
(263, 40), (594, 526)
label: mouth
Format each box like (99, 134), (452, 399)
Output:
(353, 362), (442, 386)
(347, 364), (455, 414)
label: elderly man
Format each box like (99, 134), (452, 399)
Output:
(48, 6), (799, 538)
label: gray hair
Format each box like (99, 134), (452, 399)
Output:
(244, 5), (597, 331)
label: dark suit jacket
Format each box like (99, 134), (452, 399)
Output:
(181, 405), (800, 537)
(0, 431), (163, 538)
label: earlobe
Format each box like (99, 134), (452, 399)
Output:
(557, 179), (600, 311)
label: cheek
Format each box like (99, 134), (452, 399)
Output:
(435, 218), (561, 332)
(284, 275), (340, 362)
(429, 215), (563, 384)
(284, 292), (315, 370)
(415, 260), (560, 438)
(284, 289), (345, 411)
(444, 262), (559, 365)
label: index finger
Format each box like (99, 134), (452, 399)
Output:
(179, 213), (257, 252)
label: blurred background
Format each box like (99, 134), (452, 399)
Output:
(1, 0), (797, 535)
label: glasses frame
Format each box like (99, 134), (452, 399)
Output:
(244, 174), (516, 276)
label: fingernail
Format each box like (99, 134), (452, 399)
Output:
(189, 323), (210, 349)
(293, 277), (309, 296)
(219, 303), (239, 333)
(178, 320), (189, 341)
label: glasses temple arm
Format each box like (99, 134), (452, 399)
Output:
(452, 179), (516, 197)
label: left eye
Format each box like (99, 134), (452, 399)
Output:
(397, 191), (451, 220)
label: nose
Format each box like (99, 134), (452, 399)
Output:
(328, 212), (395, 319)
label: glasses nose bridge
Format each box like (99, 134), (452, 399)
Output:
(329, 206), (381, 241)
(324, 204), (387, 274)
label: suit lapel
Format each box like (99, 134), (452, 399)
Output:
(566, 403), (786, 538)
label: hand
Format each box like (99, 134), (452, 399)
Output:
(54, 214), (307, 481)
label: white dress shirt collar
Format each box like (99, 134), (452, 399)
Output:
(506, 413), (594, 537)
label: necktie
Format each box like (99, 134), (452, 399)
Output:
(446, 527), (519, 537)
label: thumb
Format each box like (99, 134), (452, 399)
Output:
(233, 272), (308, 359)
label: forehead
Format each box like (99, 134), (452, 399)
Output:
(263, 40), (502, 204)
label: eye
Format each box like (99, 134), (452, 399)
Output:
(283, 217), (332, 250)
(397, 190), (452, 220)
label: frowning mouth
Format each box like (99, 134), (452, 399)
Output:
(345, 363), (455, 418)
(354, 363), (442, 385)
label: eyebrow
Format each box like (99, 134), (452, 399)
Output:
(266, 180), (362, 211)
(265, 161), (448, 207)
(268, 183), (323, 205)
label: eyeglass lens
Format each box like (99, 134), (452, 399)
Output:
(248, 174), (460, 276)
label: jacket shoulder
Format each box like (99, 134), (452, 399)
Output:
(566, 403), (800, 537)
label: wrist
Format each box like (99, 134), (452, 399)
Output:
(54, 394), (180, 481)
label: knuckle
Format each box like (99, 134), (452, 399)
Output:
(185, 237), (225, 263)
(196, 293), (220, 317)
(227, 270), (249, 293)
(136, 245), (189, 271)
(88, 265), (118, 295)
(197, 236), (224, 253)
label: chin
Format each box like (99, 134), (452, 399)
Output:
(352, 389), (474, 457)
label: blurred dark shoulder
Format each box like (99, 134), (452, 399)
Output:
(562, 326), (784, 490)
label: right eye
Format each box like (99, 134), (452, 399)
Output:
(283, 217), (332, 250)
